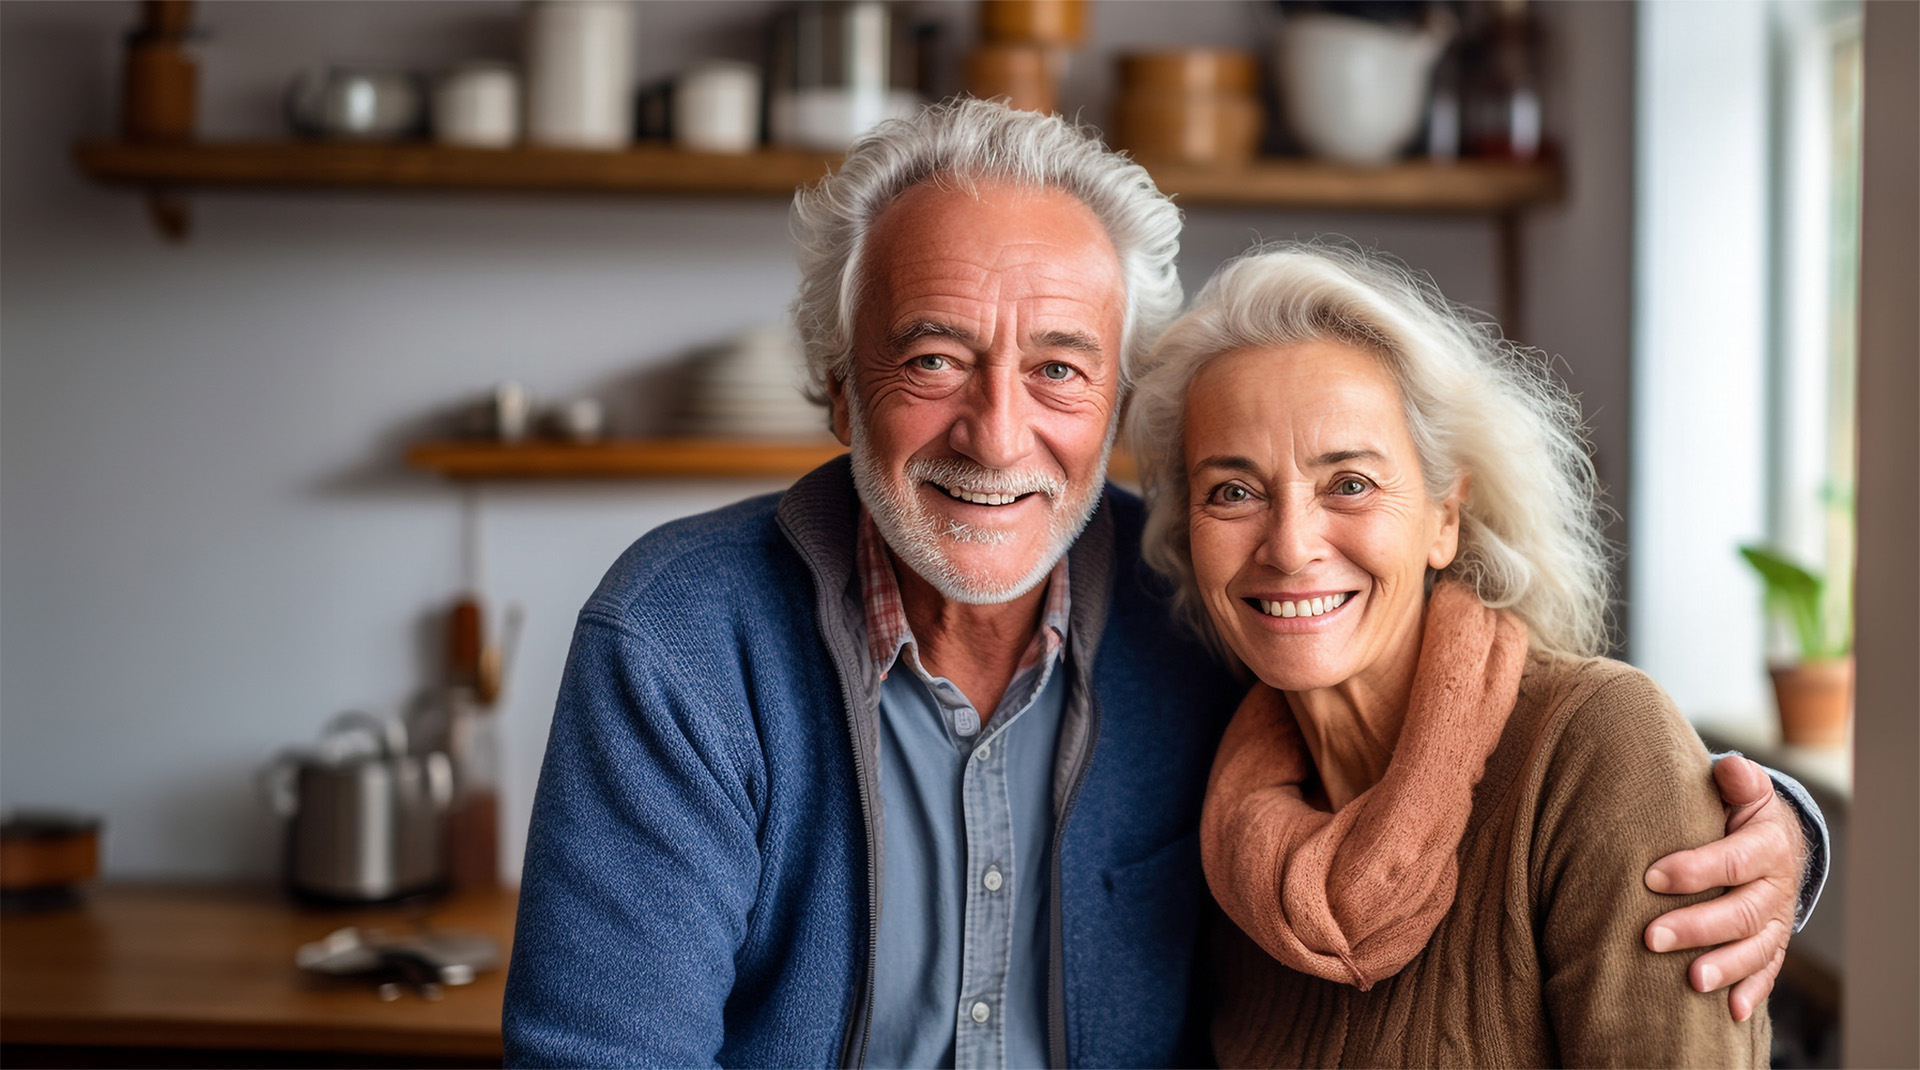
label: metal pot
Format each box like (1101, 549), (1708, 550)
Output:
(260, 712), (453, 904)
(284, 66), (428, 141)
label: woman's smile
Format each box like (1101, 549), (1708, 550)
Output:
(1241, 588), (1359, 628)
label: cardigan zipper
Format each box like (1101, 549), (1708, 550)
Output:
(1045, 688), (1103, 1067)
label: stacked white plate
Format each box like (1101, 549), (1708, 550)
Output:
(677, 325), (831, 439)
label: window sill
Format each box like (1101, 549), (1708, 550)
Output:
(1688, 709), (1852, 806)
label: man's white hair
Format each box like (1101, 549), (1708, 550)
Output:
(789, 97), (1185, 404)
(1128, 240), (1614, 660)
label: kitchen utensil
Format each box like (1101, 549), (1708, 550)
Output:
(1, 810), (101, 911)
(447, 584), (520, 708)
(767, 1), (923, 152)
(285, 66), (428, 141)
(1111, 50), (1263, 167)
(259, 712), (454, 904)
(296, 923), (501, 1000)
(434, 62), (520, 148)
(449, 594), (485, 693)
(1274, 8), (1453, 165)
(674, 61), (761, 154)
(524, 0), (635, 149)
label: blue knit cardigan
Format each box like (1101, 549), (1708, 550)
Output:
(504, 458), (1243, 1067)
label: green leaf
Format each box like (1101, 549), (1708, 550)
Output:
(1738, 545), (1829, 659)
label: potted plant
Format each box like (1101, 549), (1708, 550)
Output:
(1738, 545), (1852, 746)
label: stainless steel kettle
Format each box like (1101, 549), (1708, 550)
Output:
(260, 712), (454, 904)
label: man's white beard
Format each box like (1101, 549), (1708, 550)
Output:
(848, 393), (1115, 606)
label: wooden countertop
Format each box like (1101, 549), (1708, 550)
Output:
(0, 882), (515, 1062)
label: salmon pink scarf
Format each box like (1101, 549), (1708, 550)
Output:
(1199, 581), (1529, 990)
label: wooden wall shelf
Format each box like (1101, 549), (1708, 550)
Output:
(74, 141), (1563, 214)
(75, 141), (1560, 325)
(407, 439), (849, 481)
(405, 439), (1140, 484)
(76, 141), (842, 200)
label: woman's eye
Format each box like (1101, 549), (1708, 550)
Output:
(1040, 362), (1075, 381)
(911, 355), (948, 372)
(1210, 483), (1251, 505)
(1334, 478), (1369, 496)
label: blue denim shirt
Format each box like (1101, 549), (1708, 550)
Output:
(869, 639), (1067, 1069)
(864, 538), (1072, 1069)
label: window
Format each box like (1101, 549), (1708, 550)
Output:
(1631, 0), (1861, 730)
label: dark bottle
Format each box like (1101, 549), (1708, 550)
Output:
(1463, 0), (1544, 161)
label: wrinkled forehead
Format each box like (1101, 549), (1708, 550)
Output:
(867, 180), (1120, 280)
(855, 180), (1126, 336)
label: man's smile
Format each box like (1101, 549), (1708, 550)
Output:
(930, 482), (1044, 507)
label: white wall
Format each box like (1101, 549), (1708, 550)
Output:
(0, 0), (1634, 880)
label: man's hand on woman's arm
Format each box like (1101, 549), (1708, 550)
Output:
(1642, 754), (1827, 1022)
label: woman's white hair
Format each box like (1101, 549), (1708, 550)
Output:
(1128, 240), (1613, 659)
(789, 98), (1185, 404)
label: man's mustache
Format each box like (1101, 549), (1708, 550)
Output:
(905, 457), (1067, 500)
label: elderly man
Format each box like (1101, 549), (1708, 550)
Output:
(504, 101), (1823, 1068)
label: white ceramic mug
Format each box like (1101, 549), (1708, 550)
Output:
(674, 61), (761, 154)
(434, 63), (520, 148)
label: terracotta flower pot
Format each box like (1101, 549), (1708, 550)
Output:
(1767, 656), (1853, 747)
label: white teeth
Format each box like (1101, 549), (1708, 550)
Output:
(1257, 592), (1349, 619)
(945, 487), (1018, 506)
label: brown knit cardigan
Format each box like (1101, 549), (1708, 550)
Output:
(1205, 653), (1772, 1068)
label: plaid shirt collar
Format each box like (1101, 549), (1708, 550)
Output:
(856, 509), (1071, 682)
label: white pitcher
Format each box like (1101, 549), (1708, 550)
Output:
(1275, 9), (1453, 166)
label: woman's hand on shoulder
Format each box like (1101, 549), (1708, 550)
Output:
(1641, 753), (1806, 1022)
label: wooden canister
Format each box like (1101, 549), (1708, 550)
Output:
(966, 43), (1056, 114)
(980, 0), (1087, 47)
(1111, 50), (1263, 166)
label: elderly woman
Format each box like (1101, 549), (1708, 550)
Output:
(1128, 243), (1770, 1066)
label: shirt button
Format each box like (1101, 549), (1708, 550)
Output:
(976, 742), (991, 761)
(983, 866), (1004, 892)
(970, 1001), (991, 1024)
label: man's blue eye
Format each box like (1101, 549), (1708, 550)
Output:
(913, 355), (947, 371)
(1041, 363), (1074, 381)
